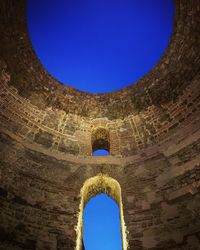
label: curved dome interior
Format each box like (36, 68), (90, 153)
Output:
(0, 1), (200, 250)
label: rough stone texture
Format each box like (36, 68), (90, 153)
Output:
(0, 0), (200, 119)
(0, 0), (200, 249)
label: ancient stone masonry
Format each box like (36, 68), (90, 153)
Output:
(0, 0), (200, 249)
(1, 68), (200, 157)
(75, 175), (128, 250)
(1, 1), (200, 118)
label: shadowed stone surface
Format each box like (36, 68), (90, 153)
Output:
(0, 0), (200, 249)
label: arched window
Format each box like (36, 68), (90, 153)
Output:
(91, 127), (110, 155)
(75, 174), (128, 250)
(83, 193), (122, 250)
(92, 149), (110, 156)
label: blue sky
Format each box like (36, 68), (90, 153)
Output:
(93, 149), (109, 156)
(27, 1), (174, 248)
(83, 194), (122, 250)
(27, 0), (174, 94)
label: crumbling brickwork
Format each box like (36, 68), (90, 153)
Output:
(0, 0), (200, 249)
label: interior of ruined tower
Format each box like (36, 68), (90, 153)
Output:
(0, 0), (200, 250)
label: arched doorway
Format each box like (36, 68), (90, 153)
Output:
(75, 174), (128, 250)
(83, 193), (122, 250)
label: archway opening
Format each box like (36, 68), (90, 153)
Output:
(93, 149), (110, 156)
(75, 174), (128, 250)
(91, 127), (110, 155)
(83, 193), (122, 250)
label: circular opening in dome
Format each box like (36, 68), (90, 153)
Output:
(27, 0), (174, 94)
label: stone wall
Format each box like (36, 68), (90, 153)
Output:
(0, 1), (200, 119)
(0, 111), (200, 249)
(0, 0), (200, 249)
(1, 67), (200, 157)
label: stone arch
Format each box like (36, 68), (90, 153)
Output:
(91, 127), (110, 153)
(75, 174), (128, 250)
